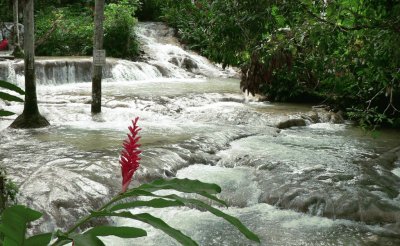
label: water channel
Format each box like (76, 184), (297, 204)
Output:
(0, 22), (399, 245)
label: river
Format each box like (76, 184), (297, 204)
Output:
(0, 22), (399, 245)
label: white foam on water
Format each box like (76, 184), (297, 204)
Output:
(111, 60), (163, 81)
(392, 167), (400, 178)
(104, 203), (379, 246)
(308, 122), (347, 131)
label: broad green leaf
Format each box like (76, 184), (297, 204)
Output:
(126, 178), (227, 206)
(0, 91), (24, 103)
(70, 233), (105, 246)
(0, 205), (43, 246)
(195, 191), (227, 207)
(25, 233), (53, 246)
(109, 198), (184, 212)
(0, 225), (19, 246)
(85, 226), (147, 238)
(92, 211), (198, 246)
(137, 178), (221, 194)
(167, 195), (261, 243)
(122, 187), (226, 208)
(0, 80), (25, 95)
(0, 110), (15, 116)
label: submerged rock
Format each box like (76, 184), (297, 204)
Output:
(277, 118), (307, 129)
(275, 107), (344, 129)
(169, 56), (199, 71)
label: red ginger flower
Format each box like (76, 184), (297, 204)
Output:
(120, 117), (142, 193)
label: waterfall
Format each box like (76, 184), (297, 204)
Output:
(0, 22), (236, 86)
(1, 22), (399, 245)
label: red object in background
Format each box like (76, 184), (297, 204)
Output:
(0, 38), (8, 50)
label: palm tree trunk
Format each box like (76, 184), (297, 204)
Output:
(12, 0), (23, 57)
(10, 0), (49, 128)
(91, 0), (105, 114)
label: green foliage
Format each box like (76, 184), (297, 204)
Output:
(0, 0), (12, 23)
(35, 6), (93, 56)
(35, 1), (140, 59)
(0, 167), (18, 215)
(155, 0), (400, 127)
(104, 0), (140, 59)
(0, 80), (25, 117)
(0, 205), (51, 246)
(0, 178), (260, 245)
(136, 0), (165, 21)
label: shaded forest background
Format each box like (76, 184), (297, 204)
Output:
(0, 0), (399, 128)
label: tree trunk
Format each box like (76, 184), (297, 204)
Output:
(91, 0), (105, 114)
(12, 0), (23, 58)
(10, 0), (49, 128)
(0, 169), (5, 213)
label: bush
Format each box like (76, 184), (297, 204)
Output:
(35, 1), (140, 59)
(136, 0), (164, 21)
(104, 0), (139, 59)
(155, 1), (400, 128)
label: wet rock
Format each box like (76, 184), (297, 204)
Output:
(311, 108), (345, 124)
(302, 111), (319, 123)
(276, 118), (306, 129)
(153, 64), (171, 77)
(169, 56), (198, 71)
(182, 57), (198, 70)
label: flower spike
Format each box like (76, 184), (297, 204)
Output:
(120, 117), (142, 193)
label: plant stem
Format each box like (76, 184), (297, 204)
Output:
(50, 192), (127, 245)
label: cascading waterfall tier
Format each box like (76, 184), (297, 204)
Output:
(1, 22), (399, 245)
(0, 22), (235, 85)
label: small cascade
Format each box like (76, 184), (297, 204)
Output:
(136, 22), (236, 78)
(0, 22), (235, 85)
(0, 58), (113, 86)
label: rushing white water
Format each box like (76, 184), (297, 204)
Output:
(0, 23), (235, 86)
(0, 22), (400, 245)
(136, 22), (237, 79)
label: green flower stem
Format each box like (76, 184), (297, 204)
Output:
(50, 192), (128, 245)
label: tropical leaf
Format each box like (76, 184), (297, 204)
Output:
(0, 109), (15, 117)
(0, 80), (25, 95)
(70, 233), (105, 246)
(109, 198), (184, 212)
(0, 80), (24, 116)
(126, 178), (227, 206)
(167, 195), (261, 243)
(91, 211), (198, 246)
(0, 205), (43, 246)
(119, 192), (260, 243)
(138, 178), (221, 194)
(0, 91), (24, 103)
(84, 226), (147, 238)
(25, 233), (53, 246)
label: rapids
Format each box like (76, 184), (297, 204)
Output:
(0, 22), (400, 245)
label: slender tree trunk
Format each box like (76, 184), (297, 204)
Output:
(10, 0), (49, 128)
(91, 0), (105, 114)
(12, 0), (23, 58)
(13, 0), (19, 46)
(0, 169), (5, 213)
(22, 0), (37, 116)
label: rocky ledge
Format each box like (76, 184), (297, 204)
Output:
(276, 106), (344, 129)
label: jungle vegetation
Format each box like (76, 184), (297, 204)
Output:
(0, 0), (399, 128)
(140, 0), (400, 128)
